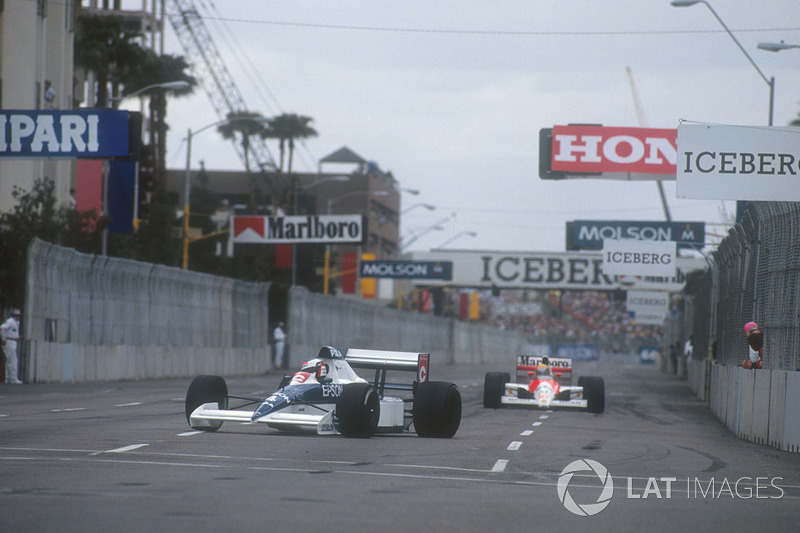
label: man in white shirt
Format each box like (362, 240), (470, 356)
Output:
(1, 309), (23, 384)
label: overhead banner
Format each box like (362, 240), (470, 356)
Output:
(569, 220), (705, 250)
(677, 123), (800, 201)
(0, 110), (134, 158)
(231, 214), (366, 244)
(359, 260), (453, 280)
(540, 125), (677, 180)
(626, 290), (669, 325)
(410, 250), (703, 291)
(602, 239), (676, 277)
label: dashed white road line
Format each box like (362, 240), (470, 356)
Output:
(178, 431), (204, 437)
(491, 459), (509, 472)
(520, 430), (533, 436)
(539, 415), (549, 420)
(51, 408), (87, 413)
(114, 402), (142, 407)
(532, 421), (542, 427)
(507, 441), (522, 451)
(106, 444), (149, 454)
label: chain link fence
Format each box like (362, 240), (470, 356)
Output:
(682, 202), (800, 372)
(25, 239), (270, 349)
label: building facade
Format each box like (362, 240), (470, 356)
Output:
(0, 0), (77, 212)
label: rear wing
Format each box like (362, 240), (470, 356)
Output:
(516, 355), (573, 385)
(345, 349), (430, 394)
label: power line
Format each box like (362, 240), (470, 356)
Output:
(197, 17), (800, 37)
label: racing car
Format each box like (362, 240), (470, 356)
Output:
(483, 355), (604, 413)
(185, 346), (462, 438)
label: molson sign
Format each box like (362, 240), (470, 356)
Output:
(539, 125), (677, 180)
(569, 220), (705, 250)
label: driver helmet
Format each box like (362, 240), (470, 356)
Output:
(317, 346), (343, 359)
(300, 358), (324, 372)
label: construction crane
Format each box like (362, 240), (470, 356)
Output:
(165, 0), (276, 172)
(626, 66), (672, 223)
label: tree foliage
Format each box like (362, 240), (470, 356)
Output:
(0, 180), (104, 311)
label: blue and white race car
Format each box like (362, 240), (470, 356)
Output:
(185, 346), (461, 438)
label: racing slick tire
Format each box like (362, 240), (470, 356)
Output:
(185, 375), (229, 431)
(413, 381), (462, 438)
(582, 376), (605, 414)
(337, 383), (380, 438)
(483, 372), (509, 408)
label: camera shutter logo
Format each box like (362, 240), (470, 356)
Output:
(557, 459), (614, 516)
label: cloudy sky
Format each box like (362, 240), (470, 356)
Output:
(152, 0), (800, 253)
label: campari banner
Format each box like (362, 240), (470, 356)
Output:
(0, 110), (136, 158)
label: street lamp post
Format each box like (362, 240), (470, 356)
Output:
(103, 81), (191, 257)
(322, 190), (389, 295)
(182, 116), (270, 269)
(671, 0), (775, 126)
(291, 175), (350, 285)
(758, 41), (800, 53)
(436, 231), (478, 249)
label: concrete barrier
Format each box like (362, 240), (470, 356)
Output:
(784, 371), (800, 452)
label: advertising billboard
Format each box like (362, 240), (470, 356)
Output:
(0, 110), (136, 158)
(359, 260), (453, 280)
(539, 125), (677, 180)
(568, 220), (705, 250)
(231, 215), (366, 244)
(677, 122), (800, 201)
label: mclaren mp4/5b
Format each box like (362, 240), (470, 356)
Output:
(185, 346), (462, 438)
(483, 355), (604, 413)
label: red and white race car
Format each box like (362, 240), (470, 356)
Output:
(483, 355), (604, 413)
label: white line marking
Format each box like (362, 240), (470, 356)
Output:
(507, 441), (522, 451)
(539, 415), (549, 419)
(51, 408), (87, 412)
(520, 430), (533, 436)
(532, 421), (542, 427)
(177, 431), (204, 437)
(114, 402), (142, 407)
(491, 459), (508, 472)
(106, 444), (149, 453)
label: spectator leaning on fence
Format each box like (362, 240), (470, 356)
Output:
(742, 321), (763, 370)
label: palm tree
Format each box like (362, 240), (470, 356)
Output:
(74, 14), (145, 108)
(217, 111), (271, 212)
(267, 113), (318, 175)
(120, 51), (196, 189)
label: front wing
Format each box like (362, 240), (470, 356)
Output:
(500, 384), (588, 410)
(190, 396), (408, 435)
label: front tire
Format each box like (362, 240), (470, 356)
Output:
(336, 383), (380, 438)
(413, 381), (462, 438)
(185, 375), (228, 431)
(483, 372), (509, 408)
(582, 376), (605, 413)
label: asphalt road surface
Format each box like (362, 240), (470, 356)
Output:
(2, 357), (799, 532)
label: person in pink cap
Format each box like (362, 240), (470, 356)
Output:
(742, 321), (763, 369)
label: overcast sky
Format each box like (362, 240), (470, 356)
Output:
(150, 0), (800, 253)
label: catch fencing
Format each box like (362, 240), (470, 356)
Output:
(20, 239), (527, 383)
(23, 239), (270, 381)
(679, 202), (800, 372)
(666, 202), (800, 452)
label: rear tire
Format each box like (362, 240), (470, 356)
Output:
(583, 376), (605, 413)
(483, 372), (509, 408)
(336, 383), (380, 438)
(185, 375), (228, 431)
(413, 381), (462, 438)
